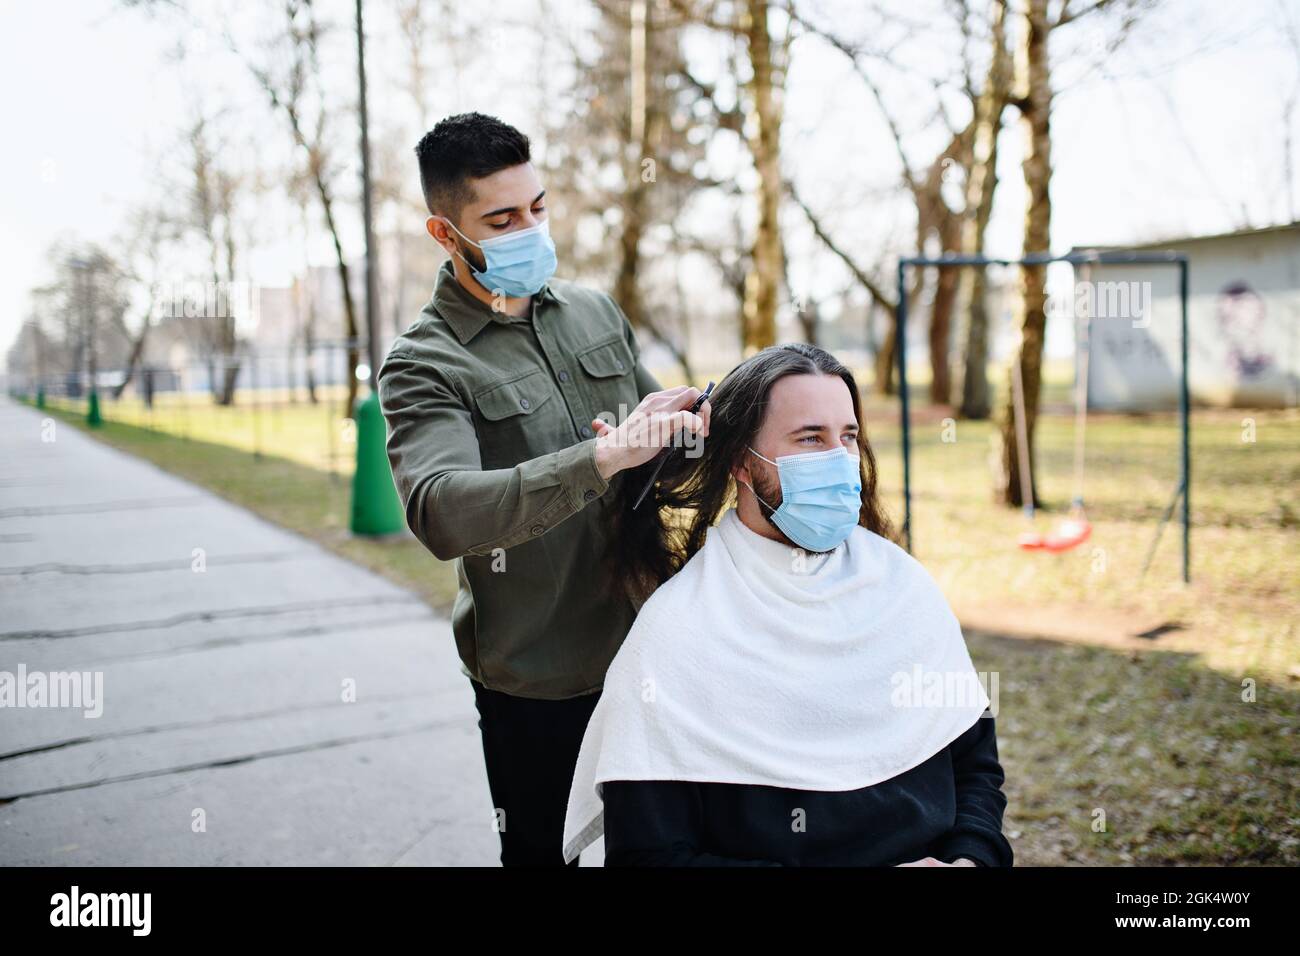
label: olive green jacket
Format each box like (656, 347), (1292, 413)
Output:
(377, 260), (661, 699)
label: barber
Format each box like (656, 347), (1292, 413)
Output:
(377, 112), (710, 867)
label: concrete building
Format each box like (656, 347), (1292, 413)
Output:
(1073, 222), (1300, 410)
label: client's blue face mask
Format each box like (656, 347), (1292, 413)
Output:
(443, 217), (558, 298)
(740, 445), (863, 552)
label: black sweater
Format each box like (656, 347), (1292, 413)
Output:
(601, 713), (1012, 867)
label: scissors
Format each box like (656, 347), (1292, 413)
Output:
(632, 381), (715, 510)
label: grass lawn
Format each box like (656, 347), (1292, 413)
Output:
(24, 371), (1299, 865)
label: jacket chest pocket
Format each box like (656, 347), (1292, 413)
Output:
(576, 335), (638, 422)
(472, 368), (566, 467)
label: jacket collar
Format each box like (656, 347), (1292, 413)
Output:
(432, 259), (568, 346)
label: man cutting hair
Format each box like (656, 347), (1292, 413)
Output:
(377, 112), (711, 866)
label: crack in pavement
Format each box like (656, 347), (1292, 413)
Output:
(0, 690), (439, 761)
(0, 495), (207, 519)
(0, 715), (472, 804)
(0, 551), (304, 577)
(0, 594), (428, 641)
(77, 611), (437, 666)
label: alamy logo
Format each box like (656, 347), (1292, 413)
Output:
(1047, 280), (1153, 327)
(595, 402), (706, 458)
(0, 665), (103, 718)
(150, 279), (261, 327)
(49, 886), (151, 936)
(889, 666), (1000, 716)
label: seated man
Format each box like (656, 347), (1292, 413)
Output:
(562, 343), (1012, 867)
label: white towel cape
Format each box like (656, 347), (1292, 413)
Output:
(561, 507), (990, 864)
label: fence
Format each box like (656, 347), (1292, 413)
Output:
(10, 340), (374, 479)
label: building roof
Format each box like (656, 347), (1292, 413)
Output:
(1071, 220), (1299, 254)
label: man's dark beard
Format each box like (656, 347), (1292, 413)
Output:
(750, 466), (784, 530)
(455, 235), (488, 274)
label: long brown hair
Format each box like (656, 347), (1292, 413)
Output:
(605, 343), (895, 607)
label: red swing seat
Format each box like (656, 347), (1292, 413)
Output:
(1018, 515), (1091, 552)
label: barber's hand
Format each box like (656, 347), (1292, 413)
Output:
(592, 385), (712, 480)
(895, 856), (976, 867)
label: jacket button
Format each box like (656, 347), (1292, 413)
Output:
(583, 489), (597, 501)
(519, 397), (531, 410)
(530, 525), (544, 536)
(558, 370), (570, 382)
(581, 425), (593, 438)
(615, 359), (625, 371)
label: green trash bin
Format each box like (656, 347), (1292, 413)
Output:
(350, 391), (405, 536)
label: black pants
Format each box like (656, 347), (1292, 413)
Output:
(469, 677), (601, 867)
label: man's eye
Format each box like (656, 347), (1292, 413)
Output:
(488, 220), (511, 230)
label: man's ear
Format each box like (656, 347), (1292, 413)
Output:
(426, 216), (457, 257)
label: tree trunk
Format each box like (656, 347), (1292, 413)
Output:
(912, 129), (969, 403)
(740, 0), (783, 352)
(612, 1), (695, 383)
(796, 300), (819, 345)
(960, 272), (994, 418)
(305, 328), (318, 405)
(113, 312), (152, 400)
(317, 172), (360, 418)
(997, 0), (1051, 507)
(958, 0), (1010, 421)
(875, 268), (927, 396)
(614, 0), (653, 365)
(875, 320), (897, 395)
(302, 274), (319, 406)
(929, 210), (961, 404)
(216, 214), (240, 406)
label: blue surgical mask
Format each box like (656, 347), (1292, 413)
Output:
(443, 217), (558, 298)
(739, 445), (863, 552)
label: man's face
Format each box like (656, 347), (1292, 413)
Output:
(426, 162), (548, 271)
(1217, 288), (1266, 346)
(735, 373), (861, 543)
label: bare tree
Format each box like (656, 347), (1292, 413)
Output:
(112, 203), (184, 399)
(124, 0), (367, 414)
(36, 243), (133, 397)
(781, 1), (985, 398)
(665, 0), (789, 353)
(548, 0), (720, 377)
(995, 0), (1154, 506)
(6, 288), (57, 393)
(957, 0), (1012, 419)
(233, 0), (363, 416)
(185, 113), (244, 404)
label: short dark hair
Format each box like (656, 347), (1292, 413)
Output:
(414, 113), (531, 219)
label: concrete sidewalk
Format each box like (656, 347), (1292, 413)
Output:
(0, 395), (509, 866)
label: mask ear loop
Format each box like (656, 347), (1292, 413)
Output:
(439, 216), (484, 250)
(738, 447), (778, 512)
(438, 216), (490, 278)
(736, 477), (776, 512)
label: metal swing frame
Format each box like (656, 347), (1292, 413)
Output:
(894, 250), (1191, 583)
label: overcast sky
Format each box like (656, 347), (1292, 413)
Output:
(2, 0), (1297, 357)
